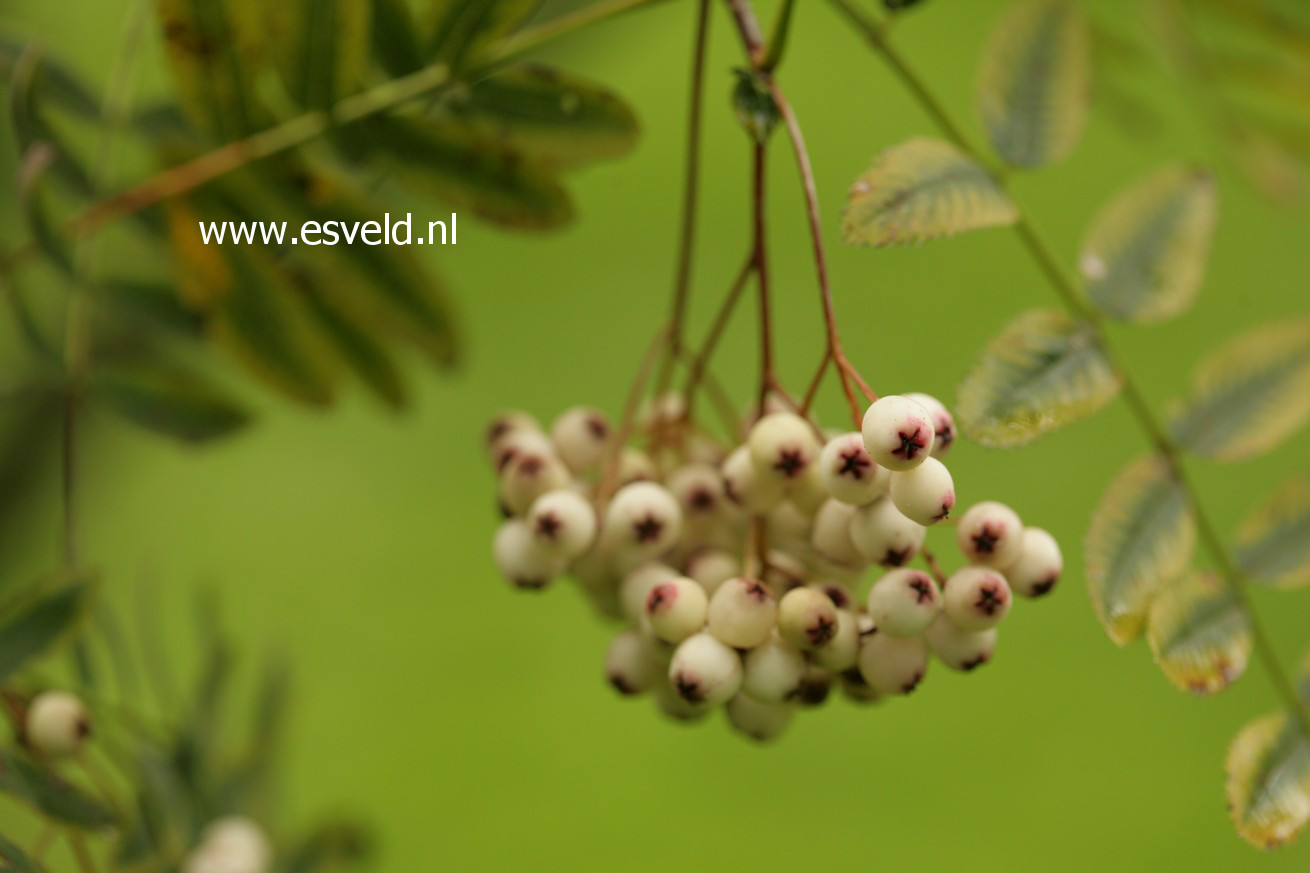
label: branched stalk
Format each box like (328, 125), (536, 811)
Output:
(682, 253), (754, 429)
(829, 0), (1310, 734)
(751, 142), (777, 415)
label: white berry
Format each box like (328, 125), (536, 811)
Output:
(857, 631), (929, 696)
(493, 519), (563, 590)
(748, 413), (821, 484)
(726, 694), (793, 743)
(499, 449), (571, 516)
(888, 457), (956, 525)
(955, 501), (1025, 567)
(185, 817), (271, 873)
(776, 587), (839, 650)
(645, 575), (709, 644)
(602, 481), (683, 560)
(943, 566), (1012, 631)
(811, 608), (860, 671)
(489, 426), (553, 473)
(925, 614), (997, 672)
(817, 432), (889, 506)
(620, 562), (677, 623)
(25, 690), (90, 757)
(721, 445), (786, 513)
(861, 395), (935, 472)
(741, 632), (806, 703)
(668, 632), (742, 706)
(527, 490), (597, 560)
(1005, 527), (1063, 598)
(605, 630), (660, 695)
(683, 548), (740, 596)
(904, 392), (956, 458)
(849, 498), (926, 567)
(706, 577), (778, 649)
(810, 499), (863, 568)
(618, 447), (657, 484)
(485, 410), (540, 455)
(867, 568), (942, 637)
(550, 406), (611, 472)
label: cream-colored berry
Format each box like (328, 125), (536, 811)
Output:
(499, 450), (571, 516)
(810, 499), (863, 568)
(741, 632), (806, 703)
(493, 519), (564, 590)
(857, 631), (929, 696)
(25, 690), (90, 757)
(683, 548), (740, 596)
(955, 501), (1025, 567)
(925, 614), (997, 671)
(888, 457), (956, 526)
(550, 406), (611, 472)
(867, 568), (942, 637)
(904, 393), (956, 459)
(1005, 527), (1063, 597)
(811, 608), (860, 671)
(776, 587), (839, 650)
(722, 445), (786, 513)
(618, 447), (657, 484)
(817, 432), (889, 506)
(726, 694), (793, 743)
(706, 577), (778, 649)
(861, 395), (935, 472)
(943, 566), (1012, 631)
(527, 490), (597, 560)
(605, 629), (661, 694)
(849, 498), (926, 567)
(645, 576), (709, 644)
(602, 481), (683, 560)
(485, 410), (540, 455)
(620, 562), (676, 623)
(748, 413), (821, 484)
(669, 632), (743, 706)
(489, 426), (553, 473)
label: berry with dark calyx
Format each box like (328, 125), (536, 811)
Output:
(925, 614), (998, 672)
(840, 668), (883, 704)
(817, 432), (890, 506)
(955, 501), (1025, 567)
(721, 445), (786, 513)
(605, 630), (660, 695)
(485, 410), (540, 455)
(857, 630), (929, 696)
(500, 450), (571, 516)
(943, 566), (1012, 631)
(707, 577), (778, 649)
(811, 608), (860, 671)
(490, 427), (554, 473)
(669, 632), (743, 706)
(620, 562), (677, 623)
(645, 576), (709, 644)
(761, 550), (809, 595)
(810, 499), (864, 568)
(667, 463), (730, 528)
(777, 587), (839, 650)
(726, 694), (793, 743)
(888, 457), (956, 525)
(904, 392), (956, 458)
(808, 580), (853, 610)
(494, 519), (564, 590)
(867, 568), (942, 637)
(653, 677), (711, 722)
(25, 690), (90, 757)
(602, 481), (683, 561)
(741, 632), (807, 704)
(684, 548), (741, 596)
(849, 497), (926, 567)
(861, 395), (935, 472)
(551, 406), (611, 473)
(748, 412), (821, 484)
(527, 490), (597, 560)
(793, 664), (834, 707)
(1004, 527), (1063, 598)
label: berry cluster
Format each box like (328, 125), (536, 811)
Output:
(487, 393), (1061, 742)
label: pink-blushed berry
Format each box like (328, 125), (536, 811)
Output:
(817, 432), (890, 506)
(644, 575), (709, 644)
(867, 568), (942, 637)
(888, 457), (955, 526)
(943, 566), (1012, 631)
(904, 393), (956, 458)
(861, 395), (935, 472)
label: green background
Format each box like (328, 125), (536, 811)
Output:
(4, 0), (1310, 870)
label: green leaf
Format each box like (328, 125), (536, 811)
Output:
(1085, 456), (1195, 645)
(0, 748), (117, 829)
(1236, 477), (1310, 588)
(447, 64), (640, 166)
(0, 831), (43, 873)
(1226, 712), (1310, 848)
(157, 0), (265, 140)
(841, 138), (1017, 247)
(1079, 166), (1218, 323)
(1171, 320), (1310, 461)
(955, 309), (1120, 448)
(301, 285), (409, 409)
(91, 364), (251, 445)
(1146, 571), (1250, 694)
(0, 583), (91, 683)
(267, 0), (370, 110)
(284, 820), (372, 873)
(0, 38), (100, 120)
(369, 116), (573, 229)
(732, 68), (779, 145)
(99, 278), (206, 338)
(425, 0), (540, 69)
(370, 0), (426, 76)
(8, 48), (95, 197)
(976, 0), (1090, 168)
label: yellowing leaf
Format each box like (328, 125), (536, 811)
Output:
(1146, 571), (1249, 694)
(956, 309), (1119, 447)
(1227, 712), (1310, 848)
(976, 0), (1091, 167)
(841, 138), (1017, 247)
(1236, 478), (1310, 588)
(1085, 455), (1195, 644)
(1171, 320), (1310, 461)
(1080, 166), (1218, 323)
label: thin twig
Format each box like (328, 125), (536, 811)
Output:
(597, 326), (672, 506)
(920, 548), (948, 587)
(751, 143), (776, 417)
(829, 0), (1310, 734)
(682, 253), (755, 420)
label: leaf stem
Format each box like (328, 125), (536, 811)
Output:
(829, 0), (1310, 733)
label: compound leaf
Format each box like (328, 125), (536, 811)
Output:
(0, 831), (42, 873)
(91, 364), (251, 445)
(956, 309), (1119, 447)
(157, 0), (265, 140)
(1080, 166), (1218, 323)
(1085, 455), (1195, 645)
(425, 0), (540, 69)
(1235, 477), (1310, 588)
(1171, 320), (1310, 461)
(1227, 712), (1310, 848)
(977, 0), (1090, 168)
(1146, 571), (1250, 694)
(0, 747), (117, 829)
(266, 0), (371, 110)
(0, 582), (91, 684)
(842, 138), (1016, 246)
